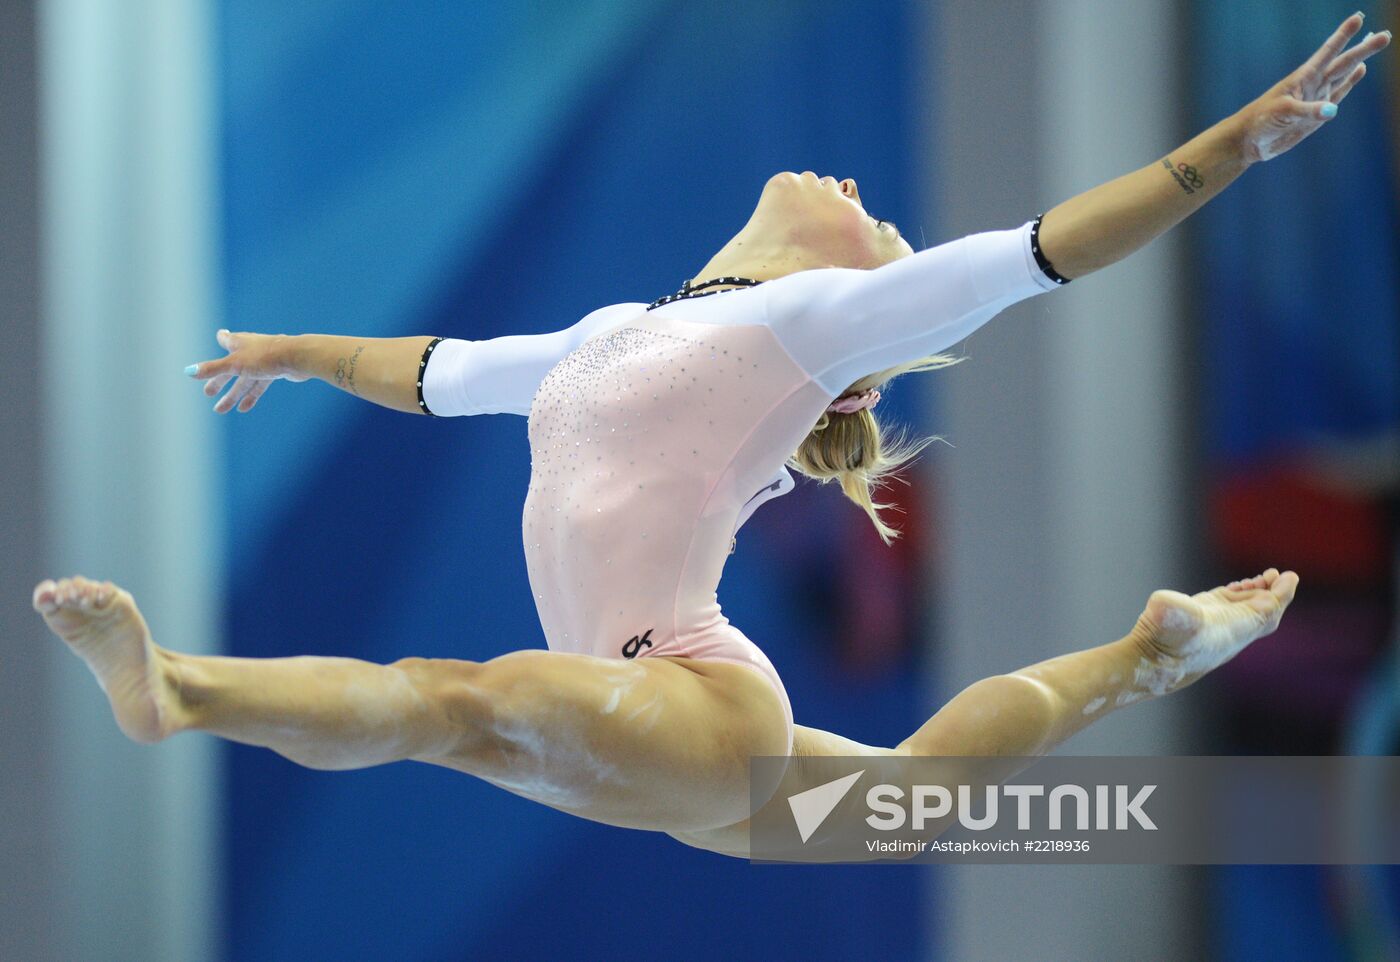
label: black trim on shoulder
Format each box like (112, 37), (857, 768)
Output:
(1030, 214), (1072, 286)
(416, 337), (445, 415)
(647, 276), (764, 311)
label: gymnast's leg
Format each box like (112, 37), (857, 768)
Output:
(31, 576), (462, 768)
(668, 569), (1303, 860)
(893, 568), (1299, 758)
(32, 575), (790, 833)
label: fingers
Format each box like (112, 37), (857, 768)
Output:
(214, 374), (258, 414)
(190, 328), (273, 413)
(1331, 62), (1367, 105)
(1325, 29), (1391, 84)
(203, 372), (233, 397)
(1305, 13), (1367, 74)
(187, 330), (243, 382)
(236, 379), (271, 413)
(189, 357), (231, 382)
(191, 329), (268, 411)
(1293, 99), (1340, 121)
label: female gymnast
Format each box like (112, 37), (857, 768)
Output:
(33, 15), (1388, 857)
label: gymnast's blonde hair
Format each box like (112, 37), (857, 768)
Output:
(786, 351), (966, 545)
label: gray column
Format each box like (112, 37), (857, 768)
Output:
(0, 2), (62, 958)
(924, 1), (1203, 959)
(36, 1), (223, 959)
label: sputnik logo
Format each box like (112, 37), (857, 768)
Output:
(787, 770), (864, 843)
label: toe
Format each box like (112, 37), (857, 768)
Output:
(32, 580), (57, 611)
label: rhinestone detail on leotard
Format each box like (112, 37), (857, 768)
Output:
(527, 325), (695, 467)
(520, 319), (769, 652)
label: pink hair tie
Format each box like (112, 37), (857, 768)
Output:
(826, 388), (881, 415)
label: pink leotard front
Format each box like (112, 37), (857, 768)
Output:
(422, 221), (1061, 751)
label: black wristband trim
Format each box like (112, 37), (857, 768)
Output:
(1029, 214), (1072, 286)
(416, 337), (445, 415)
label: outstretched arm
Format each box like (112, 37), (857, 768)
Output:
(761, 18), (1390, 397)
(189, 331), (436, 414)
(1037, 14), (1390, 280)
(188, 303), (640, 416)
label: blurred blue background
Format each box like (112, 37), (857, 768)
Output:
(2, 0), (1396, 960)
(1194, 3), (1400, 958)
(219, 2), (928, 959)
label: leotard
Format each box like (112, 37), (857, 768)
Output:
(422, 220), (1063, 751)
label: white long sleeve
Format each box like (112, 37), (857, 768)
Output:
(423, 223), (1058, 413)
(420, 302), (644, 416)
(759, 221), (1059, 394)
(418, 221), (1059, 539)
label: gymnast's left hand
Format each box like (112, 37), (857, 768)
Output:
(1234, 13), (1390, 164)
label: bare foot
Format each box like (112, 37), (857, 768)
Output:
(32, 576), (177, 743)
(1130, 568), (1300, 695)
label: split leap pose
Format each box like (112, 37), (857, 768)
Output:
(34, 17), (1387, 856)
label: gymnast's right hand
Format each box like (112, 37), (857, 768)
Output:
(187, 329), (307, 414)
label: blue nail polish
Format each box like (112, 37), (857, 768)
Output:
(1322, 103), (1339, 119)
(184, 364), (199, 377)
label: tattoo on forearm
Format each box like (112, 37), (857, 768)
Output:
(347, 345), (363, 395)
(334, 346), (365, 395)
(1162, 156), (1204, 195)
